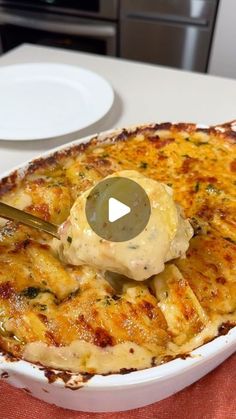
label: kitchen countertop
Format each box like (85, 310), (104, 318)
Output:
(0, 43), (236, 173)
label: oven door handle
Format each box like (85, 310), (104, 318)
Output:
(0, 11), (116, 38)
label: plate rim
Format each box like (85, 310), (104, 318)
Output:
(0, 62), (114, 141)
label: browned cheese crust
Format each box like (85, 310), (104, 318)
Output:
(0, 122), (235, 374)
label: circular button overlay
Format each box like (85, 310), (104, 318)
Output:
(86, 177), (151, 242)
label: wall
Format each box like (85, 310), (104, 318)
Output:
(208, 0), (236, 78)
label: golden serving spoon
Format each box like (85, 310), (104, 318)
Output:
(0, 201), (59, 238)
(0, 201), (128, 292)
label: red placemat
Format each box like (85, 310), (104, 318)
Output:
(0, 353), (235, 419)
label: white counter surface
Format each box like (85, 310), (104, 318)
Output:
(0, 43), (236, 173)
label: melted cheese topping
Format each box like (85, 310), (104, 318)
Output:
(57, 170), (193, 281)
(0, 123), (235, 375)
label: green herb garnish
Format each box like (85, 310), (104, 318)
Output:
(195, 182), (200, 192)
(140, 161), (148, 169)
(194, 142), (209, 146)
(103, 296), (112, 306)
(21, 287), (40, 299)
(206, 184), (220, 195)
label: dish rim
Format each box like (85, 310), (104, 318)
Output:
(0, 121), (235, 389)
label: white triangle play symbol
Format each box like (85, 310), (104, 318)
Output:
(108, 197), (131, 223)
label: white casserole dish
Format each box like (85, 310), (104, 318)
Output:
(0, 125), (235, 412)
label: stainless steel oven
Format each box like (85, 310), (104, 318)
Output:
(0, 0), (119, 56)
(0, 0), (220, 73)
(120, 0), (219, 72)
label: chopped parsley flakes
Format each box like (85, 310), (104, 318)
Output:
(140, 161), (148, 169)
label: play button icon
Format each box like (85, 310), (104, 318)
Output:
(108, 198), (131, 223)
(85, 175), (151, 242)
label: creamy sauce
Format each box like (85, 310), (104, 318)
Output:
(22, 314), (235, 374)
(56, 171), (193, 281)
(23, 341), (156, 374)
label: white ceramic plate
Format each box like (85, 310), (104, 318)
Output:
(0, 123), (235, 412)
(0, 63), (114, 141)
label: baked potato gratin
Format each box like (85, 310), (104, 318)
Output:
(0, 122), (235, 375)
(57, 169), (193, 281)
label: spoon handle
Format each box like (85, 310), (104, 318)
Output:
(0, 201), (59, 238)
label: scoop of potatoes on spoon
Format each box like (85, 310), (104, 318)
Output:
(0, 170), (193, 289)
